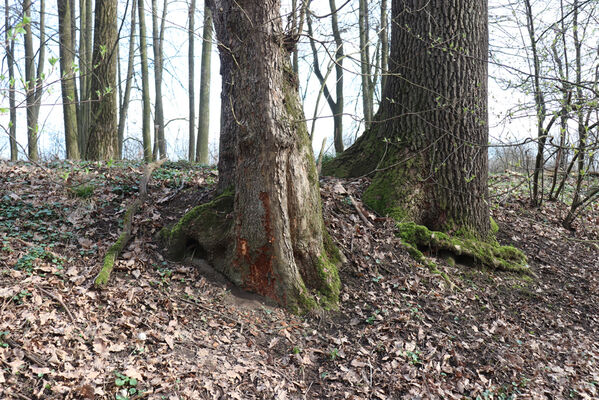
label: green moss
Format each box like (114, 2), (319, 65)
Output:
(68, 184), (95, 198)
(396, 222), (530, 274)
(490, 217), (499, 234)
(162, 190), (234, 260)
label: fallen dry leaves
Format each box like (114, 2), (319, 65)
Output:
(0, 161), (598, 399)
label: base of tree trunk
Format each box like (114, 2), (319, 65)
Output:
(323, 132), (529, 275)
(160, 191), (342, 313)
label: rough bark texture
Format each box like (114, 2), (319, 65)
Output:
(58, 0), (80, 160)
(166, 0), (341, 312)
(196, 1), (212, 165)
(87, 0), (118, 160)
(212, 1), (235, 193)
(324, 0), (490, 237)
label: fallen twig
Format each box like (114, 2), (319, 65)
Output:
(36, 286), (78, 328)
(94, 159), (167, 287)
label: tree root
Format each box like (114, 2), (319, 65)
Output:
(397, 222), (532, 276)
(94, 159), (166, 287)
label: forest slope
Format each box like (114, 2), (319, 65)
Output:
(0, 161), (598, 399)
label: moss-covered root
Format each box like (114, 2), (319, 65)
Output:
(397, 222), (531, 274)
(94, 159), (166, 288)
(398, 240), (456, 290)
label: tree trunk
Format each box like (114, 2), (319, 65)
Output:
(306, 0), (344, 154)
(117, 0), (137, 159)
(359, 0), (373, 130)
(138, 0), (152, 162)
(58, 0), (80, 159)
(188, 0), (196, 161)
(77, 0), (92, 157)
(166, 0), (341, 312)
(5, 0), (18, 161)
(86, 0), (119, 160)
(23, 0), (45, 161)
(380, 0), (388, 92)
(152, 0), (168, 159)
(329, 0), (344, 153)
(324, 0), (490, 237)
(196, 1), (212, 164)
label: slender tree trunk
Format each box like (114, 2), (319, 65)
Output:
(87, 0), (119, 160)
(196, 1), (212, 164)
(306, 0), (344, 153)
(564, 0), (587, 229)
(5, 0), (18, 161)
(380, 0), (388, 92)
(152, 0), (168, 159)
(324, 0), (490, 237)
(359, 0), (373, 130)
(188, 0), (196, 161)
(24, 0), (45, 161)
(138, 0), (152, 161)
(117, 0), (137, 159)
(329, 0), (344, 153)
(78, 0), (93, 157)
(167, 0), (341, 312)
(58, 0), (80, 159)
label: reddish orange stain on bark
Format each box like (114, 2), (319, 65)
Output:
(236, 192), (277, 301)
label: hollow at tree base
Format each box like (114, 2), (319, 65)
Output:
(160, 192), (342, 314)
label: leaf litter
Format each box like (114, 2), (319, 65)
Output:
(0, 160), (598, 399)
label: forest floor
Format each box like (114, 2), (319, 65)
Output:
(0, 160), (598, 400)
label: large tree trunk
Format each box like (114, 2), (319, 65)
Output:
(165, 0), (341, 312)
(58, 0), (80, 159)
(5, 0), (18, 161)
(86, 0), (118, 160)
(196, 0), (212, 165)
(324, 0), (490, 237)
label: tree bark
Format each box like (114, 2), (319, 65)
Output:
(23, 0), (45, 161)
(77, 0), (92, 157)
(86, 0), (119, 160)
(152, 0), (168, 159)
(168, 0), (341, 312)
(5, 0), (18, 161)
(196, 1), (212, 164)
(188, 0), (196, 161)
(138, 0), (153, 162)
(58, 0), (80, 159)
(380, 0), (388, 92)
(324, 0), (490, 237)
(359, 0), (373, 130)
(117, 0), (137, 159)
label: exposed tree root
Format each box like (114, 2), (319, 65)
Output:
(94, 159), (166, 287)
(396, 222), (532, 276)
